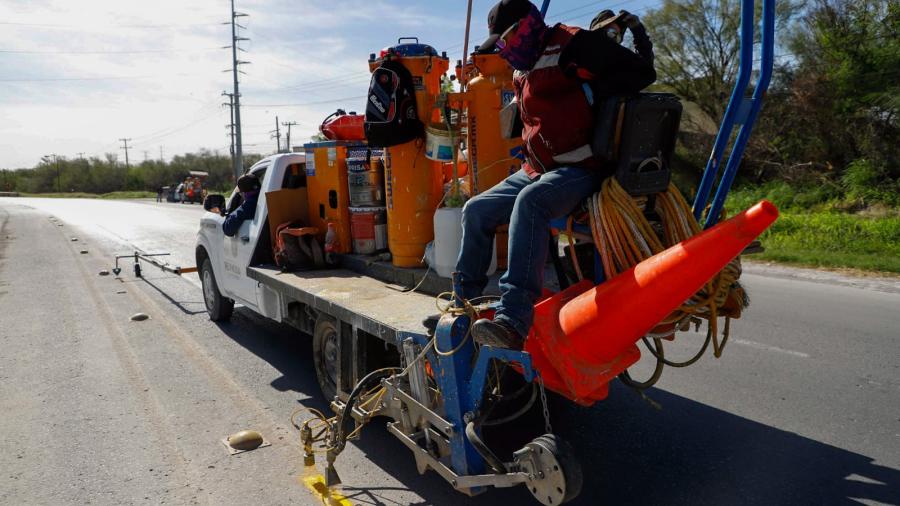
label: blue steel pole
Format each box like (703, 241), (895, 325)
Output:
(704, 0), (776, 228)
(691, 0), (756, 221)
(540, 0), (551, 18)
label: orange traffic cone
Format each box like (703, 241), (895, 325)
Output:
(530, 200), (778, 401)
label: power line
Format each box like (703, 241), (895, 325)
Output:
(0, 47), (222, 55)
(242, 95), (367, 108)
(0, 72), (206, 83)
(0, 20), (224, 29)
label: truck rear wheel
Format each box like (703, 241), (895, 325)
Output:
(201, 258), (234, 322)
(313, 314), (340, 402)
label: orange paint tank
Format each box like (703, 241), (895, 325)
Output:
(459, 53), (523, 195)
(369, 43), (448, 267)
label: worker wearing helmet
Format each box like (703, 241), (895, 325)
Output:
(458, 0), (656, 349)
(223, 173), (261, 237)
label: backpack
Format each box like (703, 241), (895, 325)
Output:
(364, 59), (423, 147)
(274, 222), (324, 272)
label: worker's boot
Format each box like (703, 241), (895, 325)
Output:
(472, 318), (524, 350)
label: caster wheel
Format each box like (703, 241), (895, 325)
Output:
(520, 434), (583, 505)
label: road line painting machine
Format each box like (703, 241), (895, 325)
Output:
(289, 0), (778, 504)
(109, 0), (777, 502)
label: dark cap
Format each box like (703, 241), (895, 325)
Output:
(478, 0), (534, 53)
(590, 9), (616, 31)
(237, 173), (261, 192)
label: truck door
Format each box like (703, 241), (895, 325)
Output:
(221, 164), (268, 308)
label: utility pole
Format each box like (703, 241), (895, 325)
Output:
(53, 154), (60, 193)
(271, 116), (281, 153)
(159, 146), (164, 163)
(142, 150), (149, 162)
(282, 121), (298, 152)
(43, 154), (60, 193)
(222, 91), (236, 163)
(119, 138), (132, 169)
(226, 0), (250, 179)
(76, 152), (85, 159)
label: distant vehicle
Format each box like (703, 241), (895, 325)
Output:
(166, 183), (183, 203)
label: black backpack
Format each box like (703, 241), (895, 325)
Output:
(364, 59), (423, 147)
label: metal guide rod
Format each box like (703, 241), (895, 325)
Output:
(692, 0), (776, 227)
(113, 251), (197, 277)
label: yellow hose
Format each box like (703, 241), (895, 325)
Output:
(583, 178), (744, 363)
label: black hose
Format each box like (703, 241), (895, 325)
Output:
(618, 337), (665, 390)
(482, 383), (538, 427)
(465, 420), (507, 474)
(332, 367), (401, 455)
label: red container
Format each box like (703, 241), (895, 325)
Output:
(349, 207), (387, 254)
(320, 110), (365, 141)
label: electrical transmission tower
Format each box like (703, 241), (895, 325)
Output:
(119, 138), (132, 169)
(225, 0), (250, 180)
(222, 91), (236, 161)
(271, 116), (281, 153)
(282, 121), (298, 152)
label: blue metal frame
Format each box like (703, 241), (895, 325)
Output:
(419, 317), (534, 479)
(692, 0), (777, 228)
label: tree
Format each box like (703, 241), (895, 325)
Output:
(644, 0), (802, 127)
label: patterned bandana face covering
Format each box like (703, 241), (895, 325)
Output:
(498, 4), (547, 71)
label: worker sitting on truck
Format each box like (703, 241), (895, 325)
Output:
(457, 0), (655, 349)
(223, 173), (261, 237)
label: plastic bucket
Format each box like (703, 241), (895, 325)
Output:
(350, 207), (388, 255)
(425, 126), (456, 162)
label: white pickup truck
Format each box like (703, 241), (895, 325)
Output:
(195, 152), (437, 400)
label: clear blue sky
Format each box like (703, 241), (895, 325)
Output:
(0, 0), (659, 168)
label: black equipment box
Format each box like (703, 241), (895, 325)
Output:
(591, 93), (683, 195)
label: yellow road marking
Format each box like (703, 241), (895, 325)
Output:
(300, 466), (353, 506)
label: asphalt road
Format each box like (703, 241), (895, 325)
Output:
(1, 197), (898, 506)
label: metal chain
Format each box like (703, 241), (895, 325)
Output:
(538, 379), (552, 434)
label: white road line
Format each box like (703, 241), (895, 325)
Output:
(732, 338), (811, 358)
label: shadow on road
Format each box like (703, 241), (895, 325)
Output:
(212, 307), (900, 506)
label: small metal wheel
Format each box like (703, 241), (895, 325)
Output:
(523, 434), (583, 505)
(313, 314), (340, 401)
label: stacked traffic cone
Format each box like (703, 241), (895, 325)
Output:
(528, 200), (778, 402)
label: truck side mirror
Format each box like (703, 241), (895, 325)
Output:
(204, 194), (226, 213)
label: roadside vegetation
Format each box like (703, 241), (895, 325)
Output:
(2, 0), (896, 274)
(20, 191), (157, 200)
(650, 0), (899, 274)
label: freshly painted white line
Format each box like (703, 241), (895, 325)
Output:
(732, 338), (811, 358)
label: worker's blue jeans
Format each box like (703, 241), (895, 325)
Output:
(455, 167), (604, 337)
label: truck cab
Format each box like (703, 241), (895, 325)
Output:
(195, 153), (306, 319)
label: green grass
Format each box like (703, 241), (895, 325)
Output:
(22, 191), (156, 199)
(724, 182), (900, 274)
(746, 211), (900, 274)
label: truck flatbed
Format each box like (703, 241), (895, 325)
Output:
(248, 265), (437, 344)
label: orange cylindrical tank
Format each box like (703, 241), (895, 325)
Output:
(304, 141), (357, 253)
(370, 46), (449, 267)
(464, 53), (523, 195)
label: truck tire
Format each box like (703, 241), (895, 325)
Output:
(313, 314), (340, 402)
(201, 258), (234, 321)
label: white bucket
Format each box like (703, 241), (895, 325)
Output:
(432, 207), (497, 279)
(425, 126), (456, 162)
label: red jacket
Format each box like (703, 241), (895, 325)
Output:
(513, 23), (656, 178)
(514, 24), (596, 177)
